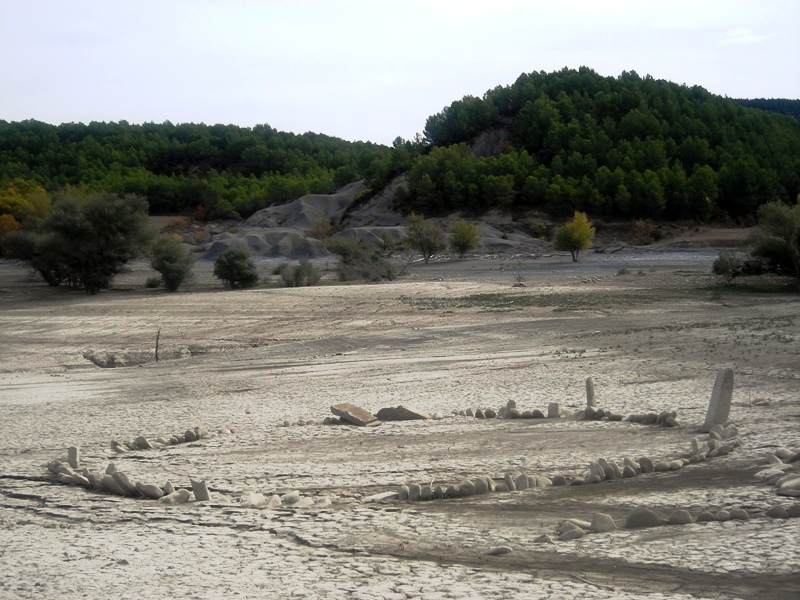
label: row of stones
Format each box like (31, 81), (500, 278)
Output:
(48, 447), (331, 510)
(393, 422), (740, 502)
(47, 453), (210, 504)
(539, 503), (800, 543)
(109, 425), (232, 453)
(753, 447), (800, 497)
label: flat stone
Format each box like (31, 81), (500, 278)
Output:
(623, 456), (640, 471)
(598, 458), (615, 479)
(591, 513), (616, 533)
(701, 368), (734, 432)
(559, 528), (585, 541)
(265, 494), (282, 509)
(163, 481), (175, 495)
(362, 491), (398, 503)
(536, 476), (552, 487)
(190, 478), (211, 502)
(515, 474), (529, 490)
(668, 510), (694, 525)
(239, 490), (267, 508)
(111, 471), (139, 496)
(588, 461), (606, 480)
(622, 465), (637, 478)
(503, 473), (516, 491)
(654, 461), (671, 472)
(100, 474), (126, 495)
(136, 482), (164, 500)
(547, 402), (561, 418)
(330, 403), (380, 426)
(664, 416), (679, 427)
(625, 507), (661, 528)
(294, 497), (315, 508)
(487, 546), (512, 556)
(159, 489), (191, 504)
(446, 483), (460, 498)
(639, 457), (654, 473)
(609, 460), (623, 478)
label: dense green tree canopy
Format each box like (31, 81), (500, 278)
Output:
(0, 120), (397, 219)
(405, 67), (800, 221)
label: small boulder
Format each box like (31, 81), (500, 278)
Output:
(487, 546), (512, 556)
(668, 510), (694, 525)
(591, 513), (617, 533)
(190, 478), (211, 502)
(625, 507), (661, 528)
(766, 505), (789, 519)
(331, 403), (380, 427)
(281, 490), (301, 505)
(159, 489), (191, 504)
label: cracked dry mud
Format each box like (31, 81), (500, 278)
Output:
(1, 250), (799, 600)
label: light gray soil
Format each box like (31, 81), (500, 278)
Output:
(1, 249), (799, 599)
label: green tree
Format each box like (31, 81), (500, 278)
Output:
(15, 192), (151, 293)
(750, 200), (800, 282)
(449, 220), (481, 258)
(213, 248), (259, 289)
(553, 211), (595, 262)
(149, 235), (193, 291)
(404, 213), (445, 264)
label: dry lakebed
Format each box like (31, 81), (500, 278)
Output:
(1, 248), (799, 599)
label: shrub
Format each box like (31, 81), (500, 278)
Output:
(449, 220), (481, 258)
(404, 213), (444, 263)
(278, 258), (321, 287)
(145, 276), (162, 288)
(750, 200), (800, 281)
(553, 211), (595, 262)
(148, 236), (193, 292)
(307, 217), (334, 241)
(213, 248), (259, 288)
(326, 236), (394, 282)
(379, 230), (397, 257)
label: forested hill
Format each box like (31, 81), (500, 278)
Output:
(733, 98), (800, 120)
(398, 67), (800, 221)
(0, 120), (399, 219)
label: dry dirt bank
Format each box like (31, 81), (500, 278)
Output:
(1, 251), (799, 599)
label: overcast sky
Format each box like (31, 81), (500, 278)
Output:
(1, 0), (797, 145)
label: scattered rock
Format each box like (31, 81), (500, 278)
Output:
(484, 408), (497, 419)
(766, 505), (789, 519)
(639, 457), (654, 473)
(281, 490), (301, 505)
(363, 491), (398, 503)
(240, 490), (267, 508)
(547, 403), (561, 418)
(136, 482), (164, 500)
(487, 546), (512, 556)
(551, 475), (567, 486)
(134, 436), (153, 450)
(696, 511), (715, 522)
(729, 508), (749, 520)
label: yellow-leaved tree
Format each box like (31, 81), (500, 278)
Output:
(553, 211), (595, 262)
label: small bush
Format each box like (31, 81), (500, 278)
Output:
(213, 249), (259, 289)
(149, 236), (193, 292)
(327, 236), (394, 282)
(279, 259), (320, 287)
(449, 220), (481, 257)
(712, 250), (769, 280)
(145, 276), (162, 288)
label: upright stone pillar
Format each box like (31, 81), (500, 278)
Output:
(701, 368), (733, 432)
(585, 377), (595, 407)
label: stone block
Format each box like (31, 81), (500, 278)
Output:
(330, 403), (380, 427)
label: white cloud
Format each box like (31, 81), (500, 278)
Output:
(719, 27), (779, 45)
